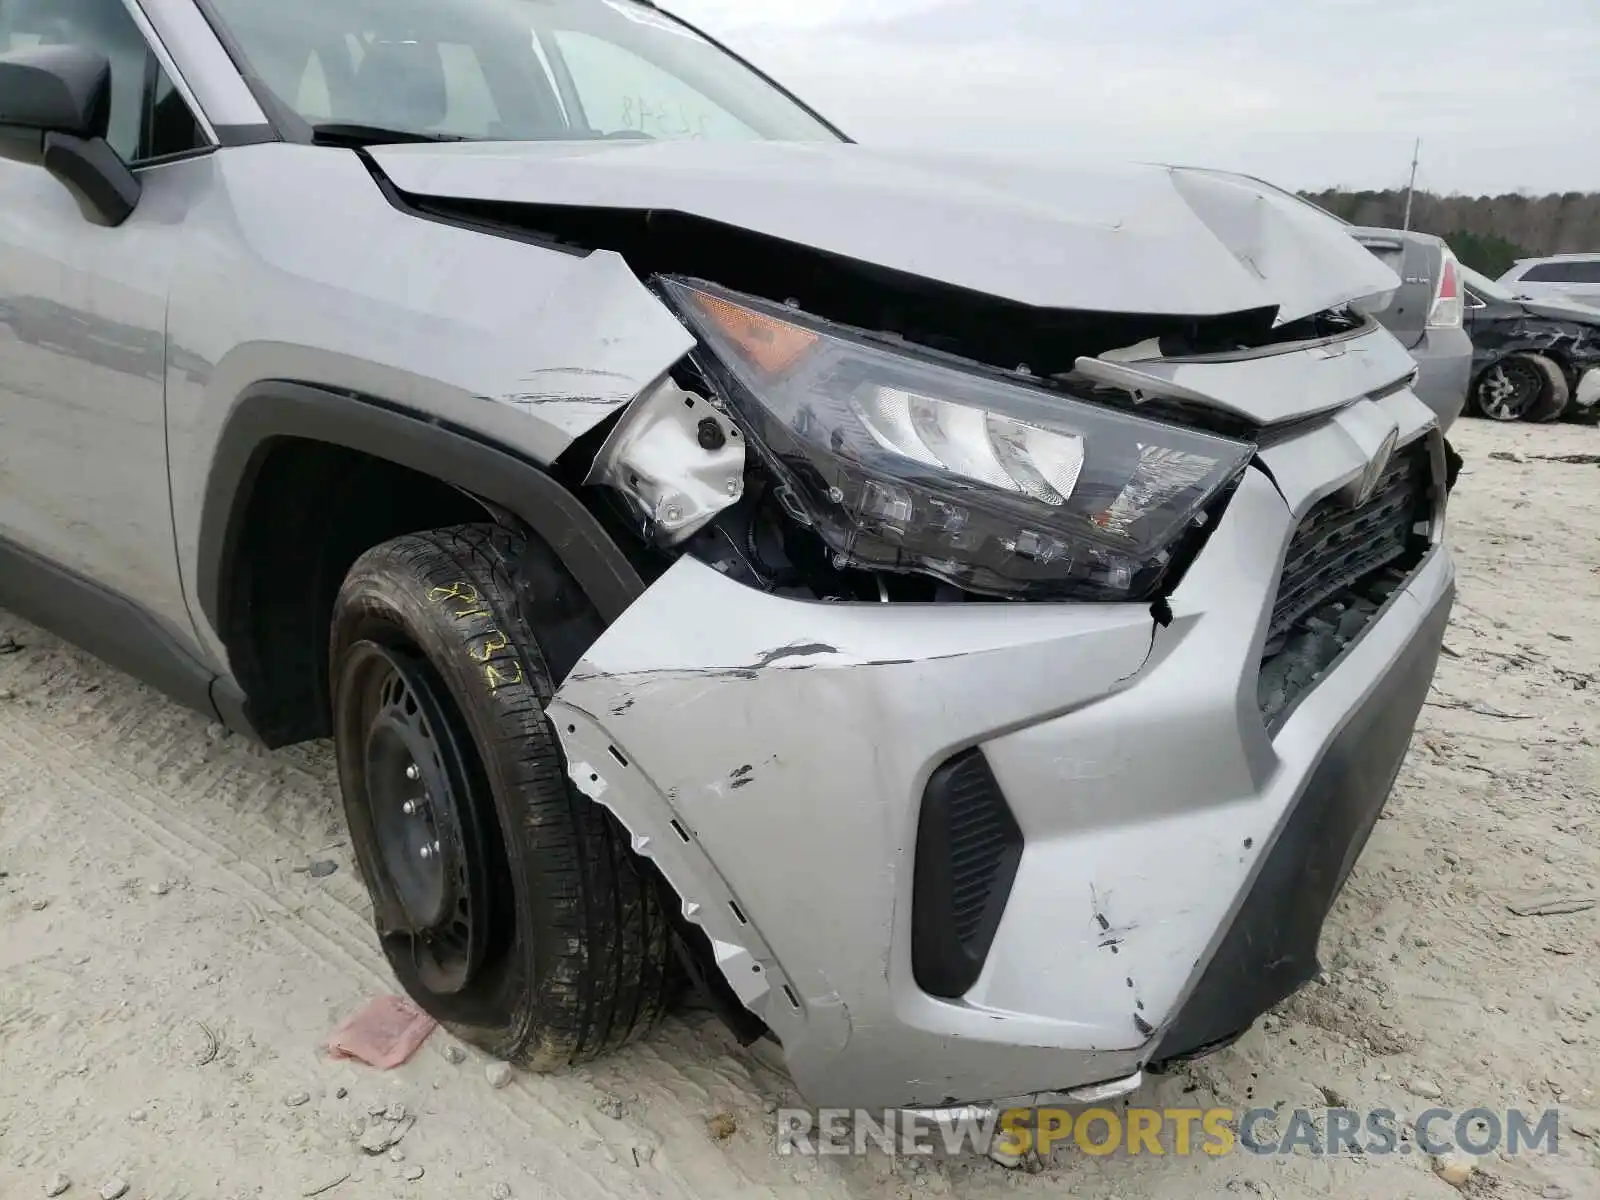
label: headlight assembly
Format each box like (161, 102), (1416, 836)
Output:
(663, 278), (1253, 602)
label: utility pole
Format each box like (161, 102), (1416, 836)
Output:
(1402, 138), (1420, 231)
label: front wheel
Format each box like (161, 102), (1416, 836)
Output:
(330, 524), (672, 1068)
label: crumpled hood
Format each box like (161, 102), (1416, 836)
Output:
(369, 141), (1399, 325)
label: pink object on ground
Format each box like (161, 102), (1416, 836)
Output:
(327, 995), (438, 1068)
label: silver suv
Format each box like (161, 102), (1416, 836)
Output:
(1499, 254), (1600, 312)
(0, 0), (1455, 1113)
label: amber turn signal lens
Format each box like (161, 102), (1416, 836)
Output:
(682, 289), (818, 376)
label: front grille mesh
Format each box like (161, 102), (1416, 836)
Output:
(1268, 442), (1431, 645)
(1258, 439), (1434, 724)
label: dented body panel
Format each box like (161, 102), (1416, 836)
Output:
(1081, 318), (1418, 427)
(1463, 287), (1600, 414)
(0, 0), (1463, 1119)
(369, 141), (1399, 326)
(134, 140), (1452, 1112)
(553, 375), (1452, 1109)
(161, 145), (692, 665)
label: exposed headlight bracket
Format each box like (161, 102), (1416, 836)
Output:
(585, 376), (746, 545)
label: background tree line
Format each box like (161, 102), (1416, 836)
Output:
(1299, 189), (1600, 278)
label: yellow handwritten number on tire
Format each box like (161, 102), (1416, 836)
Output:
(471, 631), (510, 662)
(428, 587), (522, 688)
(428, 582), (490, 620)
(484, 661), (524, 689)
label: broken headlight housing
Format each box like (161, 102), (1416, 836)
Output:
(664, 278), (1253, 601)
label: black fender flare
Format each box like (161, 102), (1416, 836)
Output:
(195, 382), (646, 641)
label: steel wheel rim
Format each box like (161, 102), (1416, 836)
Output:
(346, 640), (498, 995)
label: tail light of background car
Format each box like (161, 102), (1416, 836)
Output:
(1428, 251), (1463, 328)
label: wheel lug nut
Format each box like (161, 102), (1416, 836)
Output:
(402, 801), (415, 815)
(405, 764), (420, 781)
(419, 845), (431, 859)
(431, 840), (441, 855)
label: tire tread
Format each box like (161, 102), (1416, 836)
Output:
(333, 523), (671, 1069)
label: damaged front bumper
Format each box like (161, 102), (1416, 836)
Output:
(549, 388), (1453, 1111)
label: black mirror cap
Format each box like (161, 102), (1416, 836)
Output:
(42, 132), (140, 226)
(0, 45), (112, 140)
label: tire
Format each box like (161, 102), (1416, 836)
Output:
(1470, 353), (1562, 422)
(1523, 354), (1570, 423)
(330, 523), (672, 1069)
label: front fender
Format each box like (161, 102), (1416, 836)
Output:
(164, 144), (692, 668)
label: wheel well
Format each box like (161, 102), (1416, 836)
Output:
(216, 435), (745, 1044)
(221, 437), (488, 747)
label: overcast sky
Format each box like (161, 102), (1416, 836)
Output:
(664, 0), (1600, 197)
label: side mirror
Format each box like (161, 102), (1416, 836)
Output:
(0, 45), (141, 226)
(0, 44), (112, 137)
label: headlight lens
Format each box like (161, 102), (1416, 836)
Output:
(664, 278), (1254, 601)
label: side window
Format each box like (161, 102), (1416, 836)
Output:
(1520, 264), (1564, 283)
(551, 30), (758, 141)
(1519, 261), (1600, 284)
(0, 0), (206, 163)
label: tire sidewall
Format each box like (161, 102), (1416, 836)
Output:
(331, 537), (563, 1061)
(1524, 355), (1570, 423)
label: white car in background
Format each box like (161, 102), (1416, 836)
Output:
(1498, 254), (1600, 312)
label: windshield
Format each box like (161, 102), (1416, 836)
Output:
(1459, 264), (1518, 303)
(202, 0), (842, 144)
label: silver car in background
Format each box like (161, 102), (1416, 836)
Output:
(1345, 226), (1471, 430)
(0, 0), (1455, 1113)
(1175, 170), (1473, 431)
(1498, 254), (1600, 313)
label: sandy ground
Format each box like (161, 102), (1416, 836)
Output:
(1, 418), (1596, 1200)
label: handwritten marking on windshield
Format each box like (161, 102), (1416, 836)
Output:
(621, 95), (710, 139)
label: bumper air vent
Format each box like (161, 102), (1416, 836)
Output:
(911, 748), (1023, 999)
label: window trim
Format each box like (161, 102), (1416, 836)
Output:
(0, 0), (218, 163)
(185, 0), (314, 141)
(134, 0), (270, 129)
(132, 144), (218, 171)
(123, 0), (220, 152)
(629, 1), (850, 143)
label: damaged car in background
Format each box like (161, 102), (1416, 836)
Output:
(1461, 265), (1600, 423)
(1172, 170), (1472, 432)
(0, 0), (1455, 1115)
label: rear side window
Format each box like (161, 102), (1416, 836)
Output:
(0, 0), (207, 163)
(1520, 260), (1600, 284)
